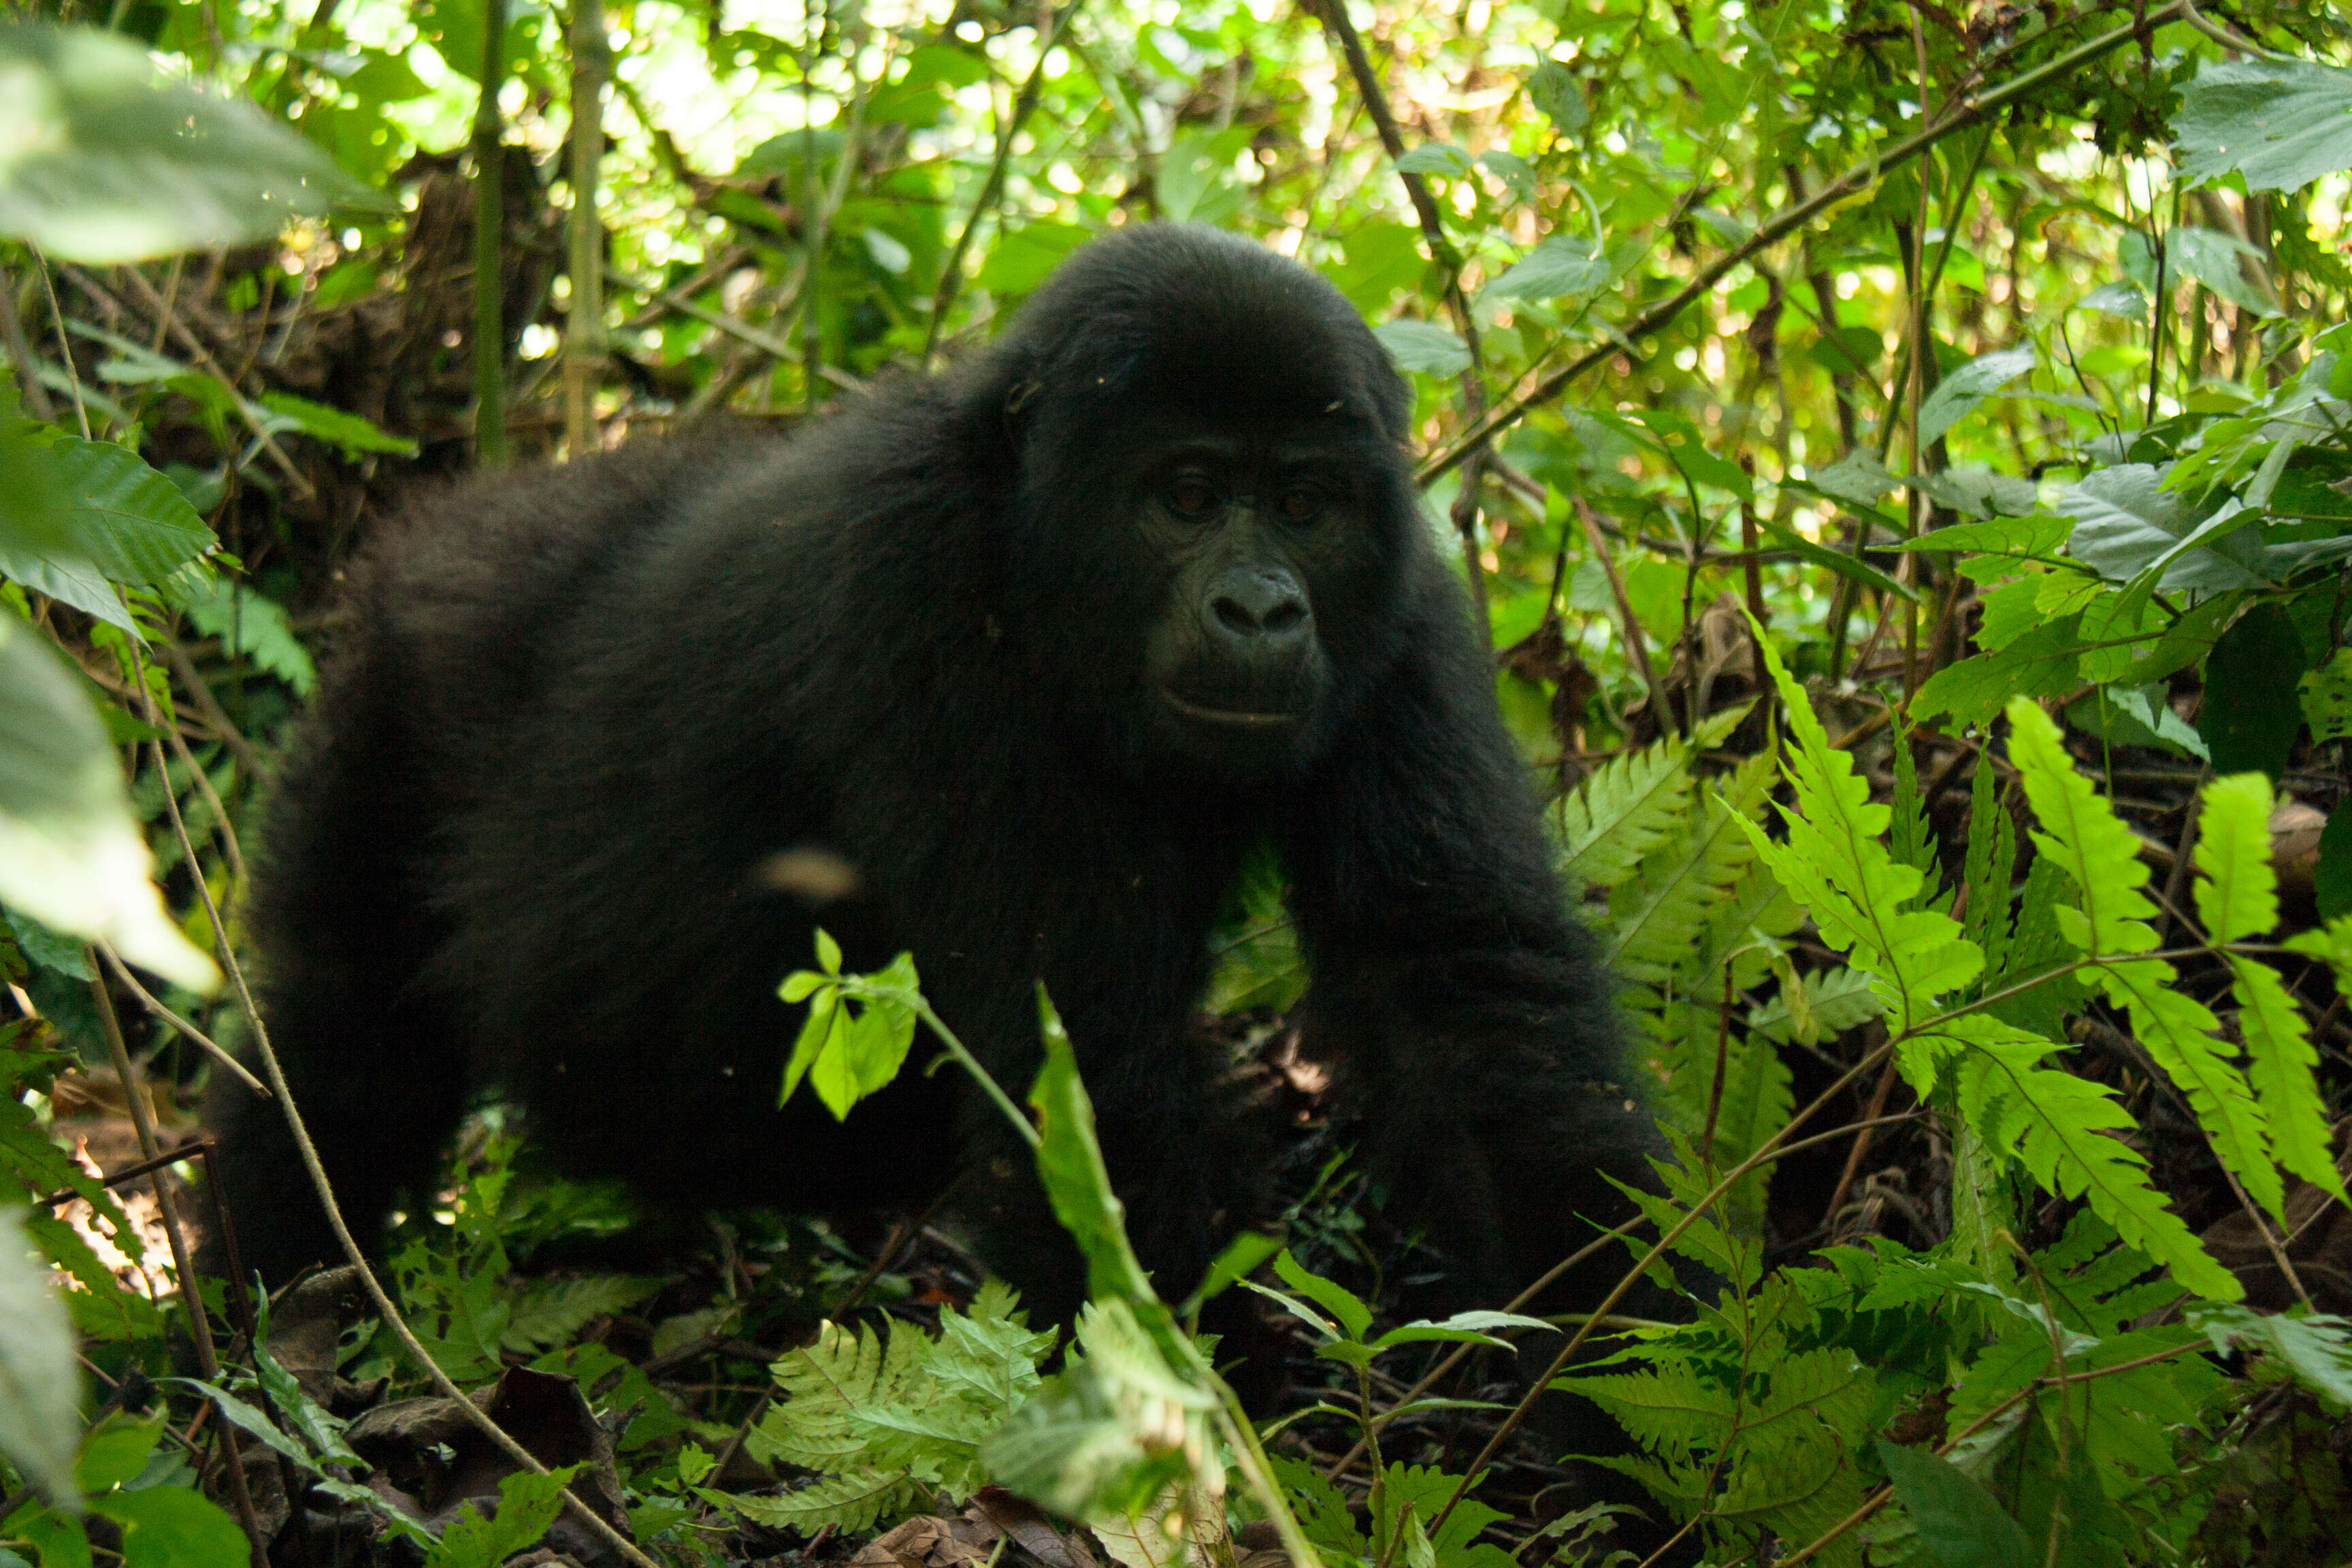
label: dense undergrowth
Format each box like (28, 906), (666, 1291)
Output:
(7, 0), (2352, 1563)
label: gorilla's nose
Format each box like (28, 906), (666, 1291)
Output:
(1207, 566), (1312, 651)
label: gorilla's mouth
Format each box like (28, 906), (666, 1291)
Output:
(1161, 687), (1302, 728)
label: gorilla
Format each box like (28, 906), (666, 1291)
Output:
(216, 223), (1665, 1341)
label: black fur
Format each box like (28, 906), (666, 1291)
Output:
(216, 225), (1664, 1333)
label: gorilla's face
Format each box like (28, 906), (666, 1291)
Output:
(1122, 425), (1393, 781)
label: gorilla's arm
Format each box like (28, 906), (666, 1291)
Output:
(1280, 570), (1664, 1307)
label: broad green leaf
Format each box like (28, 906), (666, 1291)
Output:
(1911, 621), (2083, 726)
(0, 1203), (82, 1512)
(1371, 318), (1471, 378)
(2174, 57), (2352, 193)
(1179, 1230), (1278, 1312)
(0, 429), (214, 589)
(2191, 1304), (2352, 1403)
(1526, 59), (1586, 131)
(2061, 464), (2268, 591)
(71, 1415), (161, 1494)
(0, 619), (218, 990)
(164, 1376), (321, 1474)
(88, 1486), (250, 1568)
(1032, 991), (1157, 1305)
(2300, 649), (2352, 742)
(1916, 346), (2036, 450)
(2168, 225), (2277, 316)
(1876, 1440), (2033, 1568)
(1484, 235), (1610, 301)
(0, 22), (383, 263)
(259, 393), (420, 457)
(1807, 451), (1900, 507)
(2199, 602), (2306, 780)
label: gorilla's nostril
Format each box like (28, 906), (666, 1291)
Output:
(1212, 595), (1258, 634)
(1263, 600), (1306, 634)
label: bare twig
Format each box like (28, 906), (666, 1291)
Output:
(93, 940), (269, 1098)
(1575, 495), (1675, 734)
(158, 637), (265, 782)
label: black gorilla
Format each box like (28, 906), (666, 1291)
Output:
(217, 224), (1663, 1333)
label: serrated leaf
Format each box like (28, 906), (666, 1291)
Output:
(2174, 57), (2352, 193)
(1558, 732), (1695, 890)
(1938, 1013), (2236, 1298)
(1554, 1365), (1735, 1464)
(721, 1468), (921, 1535)
(1916, 346), (2036, 450)
(1273, 1250), (1371, 1341)
(1484, 235), (1610, 302)
(1742, 632), (1979, 1028)
(1372, 318), (1471, 377)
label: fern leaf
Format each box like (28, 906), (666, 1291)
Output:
(2194, 774), (2280, 943)
(1938, 1015), (2238, 1298)
(1890, 734), (1938, 908)
(1741, 636), (1980, 1028)
(2232, 956), (2346, 1199)
(1961, 757), (2015, 983)
(500, 1275), (662, 1355)
(723, 1469), (921, 1535)
(2008, 700), (2283, 1217)
(1607, 781), (1763, 985)
(1553, 1366), (1736, 1463)
(1747, 966), (1885, 1045)
(2002, 699), (2159, 958)
(1560, 733), (1695, 891)
(2098, 959), (2281, 1218)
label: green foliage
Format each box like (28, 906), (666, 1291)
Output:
(725, 1282), (1056, 1533)
(422, 1464), (580, 1568)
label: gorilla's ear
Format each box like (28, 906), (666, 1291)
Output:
(947, 338), (1047, 477)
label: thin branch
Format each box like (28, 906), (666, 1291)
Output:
(1309, 0), (1494, 647)
(473, 0), (512, 465)
(124, 647), (662, 1568)
(1415, 0), (2193, 485)
(924, 1), (1085, 361)
(563, 0), (612, 455)
(94, 939), (269, 1099)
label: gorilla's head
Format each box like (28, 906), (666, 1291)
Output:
(962, 225), (1426, 787)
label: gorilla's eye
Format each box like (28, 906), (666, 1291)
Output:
(1167, 478), (1215, 517)
(1277, 488), (1321, 522)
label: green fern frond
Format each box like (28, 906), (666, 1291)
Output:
(2193, 774), (2280, 944)
(1938, 1013), (2238, 1299)
(498, 1275), (663, 1355)
(2008, 701), (2284, 1218)
(1740, 635), (1980, 1030)
(1560, 732), (1697, 892)
(2002, 699), (2159, 958)
(1747, 966), (1885, 1045)
(2232, 956), (2346, 1200)
(1889, 734), (1939, 909)
(1961, 758), (2016, 985)
(724, 1468), (922, 1535)
(1609, 764), (1771, 986)
(1552, 1365), (1735, 1464)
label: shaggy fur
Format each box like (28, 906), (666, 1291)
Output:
(216, 225), (1663, 1330)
